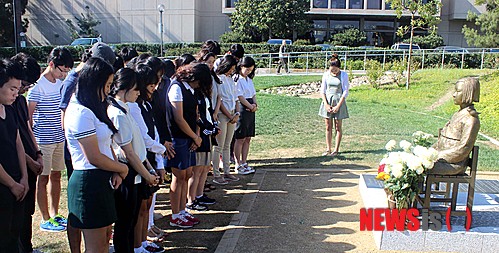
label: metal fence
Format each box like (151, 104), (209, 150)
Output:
(245, 48), (499, 74)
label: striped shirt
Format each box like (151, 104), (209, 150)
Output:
(27, 75), (65, 144)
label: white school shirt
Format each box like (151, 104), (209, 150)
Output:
(218, 75), (238, 112)
(64, 97), (114, 171)
(128, 101), (166, 155)
(107, 100), (147, 163)
(168, 81), (195, 102)
(235, 76), (256, 99)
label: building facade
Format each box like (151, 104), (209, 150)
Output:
(25, 0), (483, 47)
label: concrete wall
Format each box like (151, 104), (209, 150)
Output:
(438, 0), (486, 47)
(24, 0), (228, 46)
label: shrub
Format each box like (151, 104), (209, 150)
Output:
(403, 34), (444, 49)
(365, 60), (383, 89)
(293, 39), (312, 45)
(219, 31), (252, 44)
(330, 28), (367, 47)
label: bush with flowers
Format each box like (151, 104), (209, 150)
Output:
(376, 131), (438, 209)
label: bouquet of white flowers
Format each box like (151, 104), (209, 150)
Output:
(376, 133), (439, 209)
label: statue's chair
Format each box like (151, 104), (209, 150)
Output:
(417, 146), (478, 228)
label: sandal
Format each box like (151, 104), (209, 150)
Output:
(224, 174), (240, 182)
(330, 151), (339, 157)
(322, 150), (332, 156)
(147, 228), (167, 242)
(212, 176), (228, 185)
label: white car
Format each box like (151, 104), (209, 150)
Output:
(70, 37), (102, 46)
(391, 43), (421, 50)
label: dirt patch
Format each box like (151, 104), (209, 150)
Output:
(427, 88), (454, 111)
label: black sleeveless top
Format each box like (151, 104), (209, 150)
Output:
(166, 80), (197, 139)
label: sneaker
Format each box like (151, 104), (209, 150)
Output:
(212, 176), (228, 185)
(224, 174), (240, 181)
(169, 215), (194, 228)
(53, 214), (67, 227)
(142, 242), (165, 253)
(186, 200), (208, 211)
(197, 194), (216, 205)
(236, 166), (251, 175)
(242, 163), (255, 174)
(181, 211), (200, 225)
(40, 218), (66, 232)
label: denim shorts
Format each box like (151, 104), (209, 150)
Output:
(166, 138), (196, 170)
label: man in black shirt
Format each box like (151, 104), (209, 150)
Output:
(0, 58), (29, 253)
(11, 53), (43, 253)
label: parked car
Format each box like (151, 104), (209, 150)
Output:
(316, 43), (331, 51)
(391, 43), (421, 50)
(70, 37), (102, 46)
(434, 46), (469, 53)
(267, 39), (292, 45)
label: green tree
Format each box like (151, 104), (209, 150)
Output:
(402, 33), (444, 49)
(0, 0), (29, 47)
(65, 5), (101, 40)
(230, 0), (310, 42)
(219, 31), (252, 43)
(462, 0), (499, 48)
(330, 28), (367, 47)
(388, 0), (441, 89)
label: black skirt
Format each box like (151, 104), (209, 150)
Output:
(68, 169), (117, 229)
(235, 98), (256, 139)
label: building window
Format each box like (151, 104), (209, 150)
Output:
(331, 0), (346, 9)
(330, 20), (360, 33)
(313, 0), (328, 8)
(349, 0), (364, 9)
(313, 20), (328, 29)
(367, 0), (382, 10)
(226, 0), (238, 8)
(314, 30), (327, 43)
(364, 20), (395, 31)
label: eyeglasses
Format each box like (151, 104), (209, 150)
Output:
(56, 66), (70, 73)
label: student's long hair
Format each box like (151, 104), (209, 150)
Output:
(198, 52), (221, 84)
(197, 40), (221, 58)
(234, 56), (256, 82)
(175, 62), (212, 98)
(135, 63), (159, 103)
(215, 55), (237, 76)
(109, 67), (137, 114)
(174, 54), (196, 71)
(76, 57), (117, 133)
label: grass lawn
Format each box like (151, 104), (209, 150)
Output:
(251, 69), (499, 172)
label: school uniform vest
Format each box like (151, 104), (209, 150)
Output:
(167, 80), (197, 139)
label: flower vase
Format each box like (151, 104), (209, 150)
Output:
(384, 188), (396, 209)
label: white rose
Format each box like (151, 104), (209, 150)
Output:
(427, 147), (439, 161)
(413, 145), (427, 158)
(422, 159), (434, 169)
(391, 163), (404, 178)
(400, 140), (412, 152)
(416, 166), (424, 174)
(385, 164), (392, 174)
(385, 140), (397, 151)
(407, 157), (423, 171)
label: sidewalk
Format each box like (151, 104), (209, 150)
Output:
(215, 168), (379, 253)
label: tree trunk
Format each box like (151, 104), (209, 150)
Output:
(406, 12), (415, 90)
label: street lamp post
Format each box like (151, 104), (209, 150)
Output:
(158, 4), (165, 57)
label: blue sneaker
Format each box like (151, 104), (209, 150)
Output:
(53, 214), (67, 227)
(40, 218), (66, 232)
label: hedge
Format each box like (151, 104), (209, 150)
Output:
(0, 43), (325, 63)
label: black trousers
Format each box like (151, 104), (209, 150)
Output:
(277, 58), (289, 73)
(0, 184), (25, 253)
(113, 165), (140, 253)
(18, 170), (36, 253)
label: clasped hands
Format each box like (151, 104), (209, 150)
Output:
(327, 105), (339, 114)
